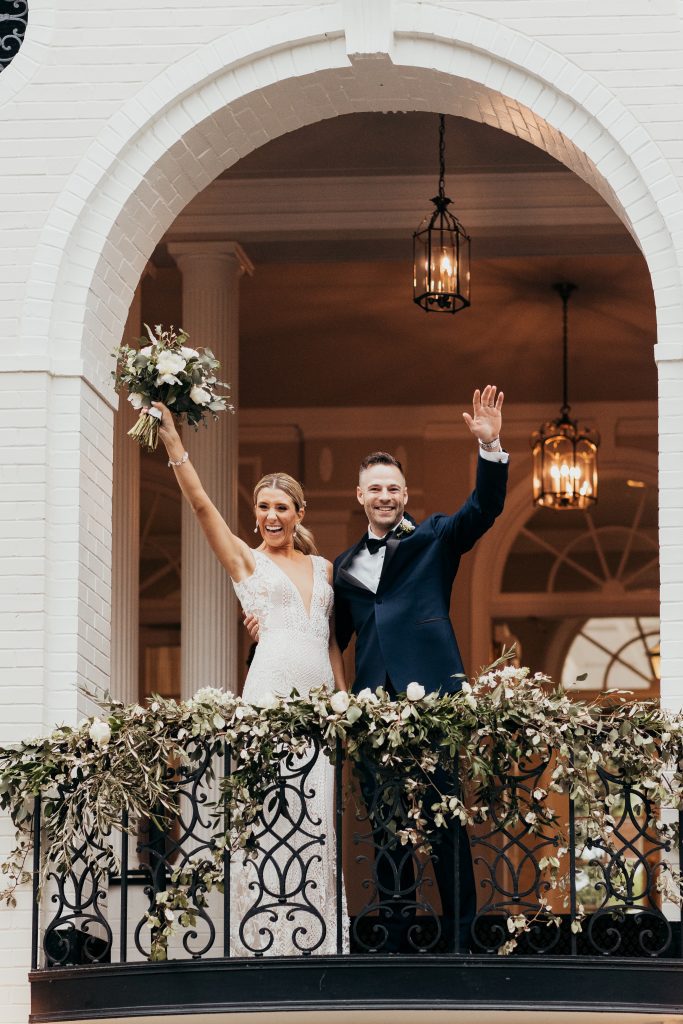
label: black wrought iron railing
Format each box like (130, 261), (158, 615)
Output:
(0, 1), (28, 71)
(30, 736), (683, 971)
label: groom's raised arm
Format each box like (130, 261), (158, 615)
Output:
(432, 455), (508, 555)
(433, 384), (508, 554)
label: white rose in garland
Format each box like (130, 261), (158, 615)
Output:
(88, 718), (111, 748)
(252, 690), (278, 710)
(406, 682), (426, 702)
(330, 691), (350, 715)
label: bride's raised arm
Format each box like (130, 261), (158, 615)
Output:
(151, 402), (255, 583)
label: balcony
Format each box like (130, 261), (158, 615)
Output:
(13, 682), (683, 1022)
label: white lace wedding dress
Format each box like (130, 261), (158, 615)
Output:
(230, 549), (347, 956)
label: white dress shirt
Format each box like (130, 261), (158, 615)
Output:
(348, 526), (393, 593)
(478, 447), (509, 466)
(348, 447), (508, 593)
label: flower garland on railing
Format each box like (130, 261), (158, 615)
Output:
(2, 655), (683, 958)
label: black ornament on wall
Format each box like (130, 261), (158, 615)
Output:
(0, 1), (28, 72)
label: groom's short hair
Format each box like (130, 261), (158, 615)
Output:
(359, 451), (404, 478)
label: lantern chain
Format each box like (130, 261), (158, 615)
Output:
(555, 282), (576, 418)
(438, 114), (446, 201)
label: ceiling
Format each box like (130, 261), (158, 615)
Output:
(150, 113), (656, 409)
(220, 112), (565, 178)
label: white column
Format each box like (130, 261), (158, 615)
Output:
(110, 288), (142, 705)
(168, 242), (253, 697)
(657, 344), (683, 716)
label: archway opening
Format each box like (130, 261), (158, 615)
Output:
(126, 110), (657, 698)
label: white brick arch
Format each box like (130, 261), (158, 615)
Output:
(22, 3), (683, 399)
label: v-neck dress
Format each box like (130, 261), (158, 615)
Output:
(233, 550), (335, 700)
(230, 550), (346, 956)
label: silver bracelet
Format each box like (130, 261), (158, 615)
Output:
(168, 451), (189, 468)
(478, 436), (501, 452)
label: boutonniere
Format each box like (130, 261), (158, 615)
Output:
(394, 517), (415, 538)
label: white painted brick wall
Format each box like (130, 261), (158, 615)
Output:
(2, 0), (683, 1019)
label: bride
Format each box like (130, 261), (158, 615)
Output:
(153, 402), (347, 956)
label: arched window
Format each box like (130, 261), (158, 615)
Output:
(491, 474), (659, 691)
(561, 615), (660, 693)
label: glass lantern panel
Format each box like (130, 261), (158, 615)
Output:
(575, 438), (598, 502)
(432, 231), (458, 300)
(531, 439), (544, 504)
(413, 228), (430, 305)
(457, 232), (471, 305)
(543, 433), (578, 506)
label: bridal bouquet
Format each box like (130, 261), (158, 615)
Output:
(112, 324), (233, 451)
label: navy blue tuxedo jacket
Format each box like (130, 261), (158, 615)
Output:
(333, 456), (508, 695)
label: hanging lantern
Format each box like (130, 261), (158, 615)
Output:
(413, 114), (471, 313)
(531, 283), (599, 510)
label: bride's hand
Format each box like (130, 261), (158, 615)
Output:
(244, 613), (260, 643)
(150, 401), (179, 448)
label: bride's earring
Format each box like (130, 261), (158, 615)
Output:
(254, 522), (259, 534)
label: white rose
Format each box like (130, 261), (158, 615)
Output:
(89, 717), (111, 747)
(190, 385), (212, 406)
(253, 690), (278, 710)
(181, 346), (199, 360)
(140, 345), (153, 357)
(356, 687), (379, 704)
(193, 686), (224, 704)
(155, 351), (186, 378)
(127, 392), (145, 410)
(406, 682), (425, 701)
(330, 691), (350, 714)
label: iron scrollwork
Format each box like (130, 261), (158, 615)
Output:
(580, 765), (673, 957)
(0, 2), (28, 70)
(133, 735), (221, 960)
(43, 830), (113, 967)
(233, 737), (330, 956)
(470, 748), (562, 955)
(351, 749), (442, 954)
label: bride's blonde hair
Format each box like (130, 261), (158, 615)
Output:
(253, 473), (318, 556)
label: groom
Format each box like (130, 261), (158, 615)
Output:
(333, 385), (508, 953)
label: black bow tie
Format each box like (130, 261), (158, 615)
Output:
(366, 532), (393, 555)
